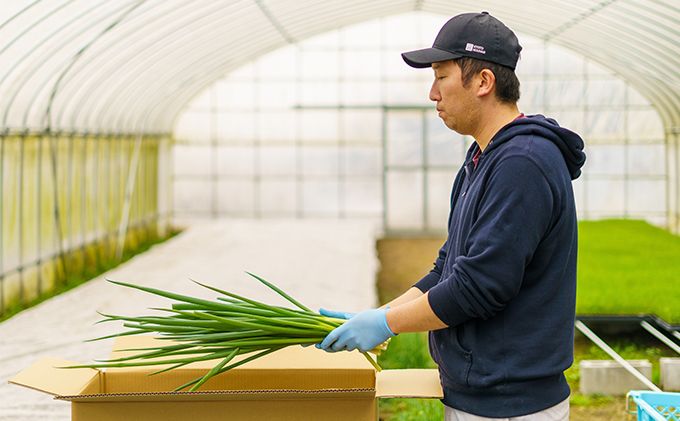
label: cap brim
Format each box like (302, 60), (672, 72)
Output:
(401, 47), (462, 68)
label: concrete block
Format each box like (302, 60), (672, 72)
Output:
(661, 358), (680, 391)
(580, 360), (652, 396)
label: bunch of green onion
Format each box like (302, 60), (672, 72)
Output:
(75, 272), (386, 392)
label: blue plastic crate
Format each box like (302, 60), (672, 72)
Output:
(628, 391), (680, 421)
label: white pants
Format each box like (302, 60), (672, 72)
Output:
(445, 398), (569, 421)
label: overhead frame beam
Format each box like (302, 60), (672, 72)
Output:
(0, 0), (679, 134)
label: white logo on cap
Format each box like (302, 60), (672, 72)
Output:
(465, 43), (486, 54)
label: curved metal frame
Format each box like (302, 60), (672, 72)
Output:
(0, 0), (106, 126)
(117, 21), (279, 132)
(55, 0), (215, 128)
(57, 0), (232, 130)
(92, 3), (269, 131)
(2, 0), (680, 133)
(43, 0), (149, 131)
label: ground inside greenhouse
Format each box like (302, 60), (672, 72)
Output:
(2, 220), (674, 421)
(0, 219), (381, 421)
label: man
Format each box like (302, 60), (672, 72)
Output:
(318, 11), (586, 420)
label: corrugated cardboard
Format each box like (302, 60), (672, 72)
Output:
(10, 336), (443, 421)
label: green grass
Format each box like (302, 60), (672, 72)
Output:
(377, 331), (437, 371)
(569, 333), (677, 388)
(576, 219), (680, 323)
(377, 332), (443, 420)
(0, 229), (180, 322)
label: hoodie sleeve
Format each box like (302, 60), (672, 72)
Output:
(427, 155), (554, 327)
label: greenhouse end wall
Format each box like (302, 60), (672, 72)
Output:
(172, 13), (670, 233)
(0, 133), (172, 316)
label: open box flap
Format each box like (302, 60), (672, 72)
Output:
(8, 356), (100, 397)
(375, 369), (443, 399)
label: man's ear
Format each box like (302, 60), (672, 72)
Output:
(476, 69), (496, 98)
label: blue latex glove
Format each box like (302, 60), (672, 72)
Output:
(318, 308), (357, 320)
(317, 308), (395, 353)
(301, 309), (358, 348)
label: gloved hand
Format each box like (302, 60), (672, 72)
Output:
(317, 308), (395, 353)
(318, 308), (357, 320)
(302, 309), (358, 348)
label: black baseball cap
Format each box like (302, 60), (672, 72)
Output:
(402, 12), (522, 70)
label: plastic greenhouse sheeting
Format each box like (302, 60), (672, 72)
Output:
(170, 13), (669, 230)
(1, 1), (679, 235)
(1, 0), (680, 135)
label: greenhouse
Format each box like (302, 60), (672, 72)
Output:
(2, 0), (679, 312)
(1, 0), (680, 419)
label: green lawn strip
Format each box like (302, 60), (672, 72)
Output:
(576, 219), (680, 324)
(567, 334), (678, 407)
(576, 336), (676, 386)
(377, 332), (442, 420)
(0, 230), (180, 322)
(377, 331), (437, 370)
(379, 398), (443, 421)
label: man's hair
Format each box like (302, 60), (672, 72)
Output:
(455, 57), (521, 104)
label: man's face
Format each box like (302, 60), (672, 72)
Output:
(429, 60), (479, 135)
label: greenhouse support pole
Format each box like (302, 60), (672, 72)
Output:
(49, 132), (68, 282)
(116, 134), (142, 260)
(18, 132), (25, 305)
(0, 131), (4, 316)
(575, 320), (661, 392)
(669, 130), (680, 235)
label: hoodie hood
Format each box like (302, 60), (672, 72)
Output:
(486, 114), (586, 180)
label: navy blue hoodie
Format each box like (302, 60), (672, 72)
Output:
(415, 115), (586, 417)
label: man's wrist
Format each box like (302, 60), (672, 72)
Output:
(384, 307), (398, 335)
(382, 307), (397, 336)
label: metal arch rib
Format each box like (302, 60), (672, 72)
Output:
(57, 0), (241, 131)
(136, 55), (240, 133)
(536, 4), (680, 126)
(0, 0), (140, 129)
(254, 0), (295, 44)
(549, 27), (680, 126)
(120, 32), (269, 133)
(147, 2), (680, 133)
(96, 9), (271, 131)
(0, 0), (43, 33)
(133, 2), (412, 132)
(0, 0), (84, 127)
(72, 3), (272, 132)
(17, 0), (137, 129)
(0, 0), (76, 57)
(60, 0), (406, 132)
(92, 11), (275, 132)
(56, 0), (200, 129)
(543, 0), (619, 41)
(43, 0), (149, 132)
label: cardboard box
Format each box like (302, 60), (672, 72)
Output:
(10, 336), (443, 420)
